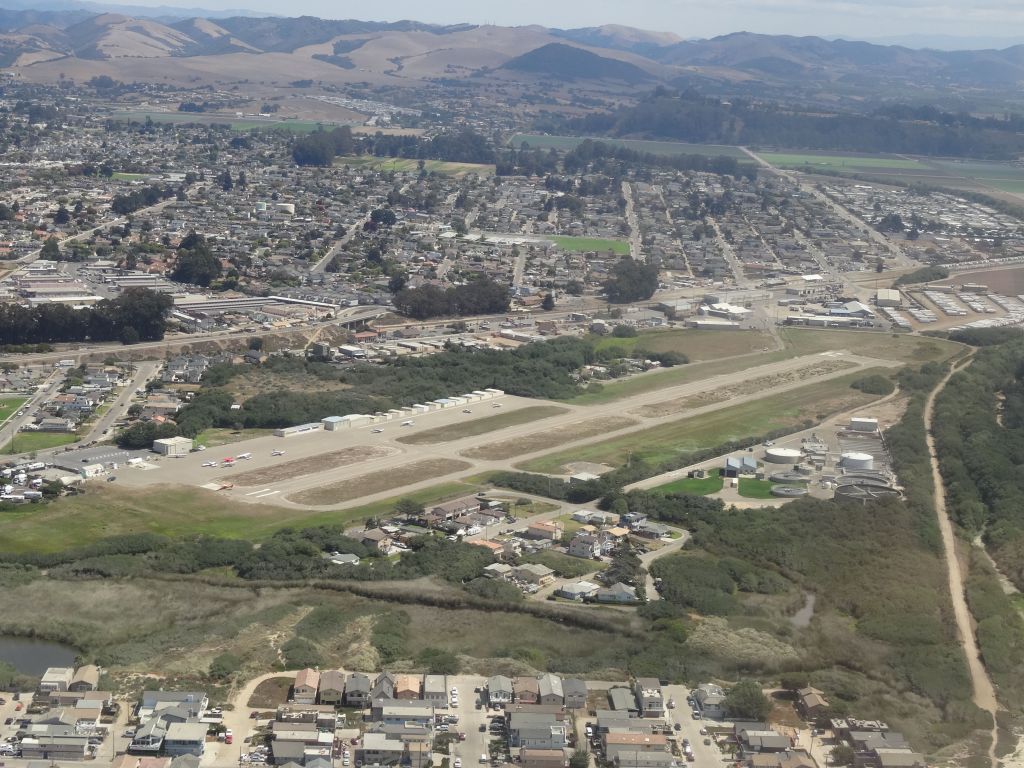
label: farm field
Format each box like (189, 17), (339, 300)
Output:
(652, 474), (724, 495)
(510, 134), (748, 158)
(0, 396), (27, 423)
(110, 111), (331, 133)
(756, 151), (925, 171)
(550, 235), (630, 255)
(2, 431), (77, 455)
(336, 156), (495, 176)
(519, 369), (888, 473)
(397, 405), (568, 445)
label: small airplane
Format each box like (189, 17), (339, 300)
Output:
(202, 461), (217, 467)
(271, 450), (285, 456)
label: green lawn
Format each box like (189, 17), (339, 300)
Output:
(0, 479), (485, 555)
(591, 328), (774, 361)
(510, 134), (748, 158)
(756, 151), (925, 171)
(778, 328), (962, 362)
(551, 235), (630, 255)
(112, 172), (148, 181)
(336, 156), (495, 176)
(521, 370), (887, 473)
(396, 406), (568, 445)
(0, 396), (27, 423)
(652, 474), (724, 495)
(2, 431), (78, 455)
(737, 478), (776, 499)
(523, 549), (605, 578)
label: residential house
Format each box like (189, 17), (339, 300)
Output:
(329, 552), (360, 567)
(796, 687), (830, 721)
(345, 673), (371, 707)
(693, 684), (726, 719)
(423, 675), (448, 709)
(394, 674), (421, 700)
(514, 563), (556, 586)
(526, 521), (563, 541)
(603, 733), (668, 762)
(556, 581), (600, 601)
(484, 562), (514, 579)
(470, 539), (506, 559)
(372, 701), (435, 728)
(370, 672), (396, 701)
(608, 688), (639, 716)
(318, 670), (345, 706)
(361, 528), (392, 553)
(736, 725), (790, 756)
(537, 674), (564, 706)
(39, 667), (74, 692)
(293, 668), (320, 705)
(748, 751), (818, 768)
(488, 676), (515, 706)
(69, 665), (99, 692)
(163, 723), (208, 757)
(515, 677), (541, 704)
(634, 522), (670, 540)
(634, 679), (664, 718)
(596, 583), (639, 604)
(139, 691), (208, 721)
(563, 680), (587, 710)
(508, 713), (567, 749)
(358, 732), (431, 767)
(620, 513), (648, 530)
(567, 534), (601, 559)
(19, 734), (91, 761)
(130, 719), (168, 753)
(613, 751), (675, 768)
(520, 748), (569, 768)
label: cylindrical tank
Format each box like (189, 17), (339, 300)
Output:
(841, 452), (874, 470)
(764, 447), (802, 464)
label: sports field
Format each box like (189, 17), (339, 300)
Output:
(551, 235), (630, 255)
(336, 156), (495, 176)
(510, 134), (748, 159)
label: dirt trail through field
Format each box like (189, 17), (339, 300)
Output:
(925, 354), (999, 768)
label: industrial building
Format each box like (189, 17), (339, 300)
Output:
(152, 436), (194, 456)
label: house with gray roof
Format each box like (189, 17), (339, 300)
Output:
(488, 675), (515, 706)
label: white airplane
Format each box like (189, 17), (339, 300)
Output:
(271, 450), (285, 456)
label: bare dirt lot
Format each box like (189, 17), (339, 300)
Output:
(228, 446), (400, 486)
(630, 360), (859, 418)
(287, 458), (472, 506)
(461, 416), (638, 461)
(936, 265), (1024, 295)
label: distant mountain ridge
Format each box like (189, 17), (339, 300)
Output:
(1, 9), (1024, 96)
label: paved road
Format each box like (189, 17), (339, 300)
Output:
(924, 352), (999, 768)
(80, 361), (163, 444)
(0, 368), (64, 452)
(622, 181), (644, 262)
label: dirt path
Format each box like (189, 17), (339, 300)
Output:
(924, 354), (999, 768)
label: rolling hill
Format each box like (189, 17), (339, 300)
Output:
(501, 42), (654, 83)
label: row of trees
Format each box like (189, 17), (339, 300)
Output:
(392, 278), (511, 319)
(110, 184), (177, 216)
(0, 289), (171, 346)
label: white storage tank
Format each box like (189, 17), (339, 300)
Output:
(841, 452), (875, 470)
(764, 447), (802, 464)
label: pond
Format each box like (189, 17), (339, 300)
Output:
(0, 635), (78, 676)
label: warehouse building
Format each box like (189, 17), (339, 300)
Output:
(152, 436), (194, 456)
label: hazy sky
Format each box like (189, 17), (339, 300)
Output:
(121, 0), (1024, 42)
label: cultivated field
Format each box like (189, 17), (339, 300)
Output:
(510, 134), (748, 158)
(225, 445), (400, 486)
(336, 156), (495, 176)
(287, 459), (472, 506)
(397, 406), (567, 445)
(757, 151), (925, 171)
(550, 235), (630, 255)
(461, 416), (637, 461)
(110, 111), (335, 133)
(519, 370), (889, 473)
